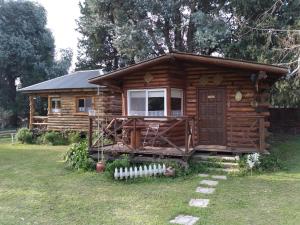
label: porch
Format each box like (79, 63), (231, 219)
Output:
(88, 115), (266, 159)
(88, 116), (196, 158)
(88, 115), (267, 159)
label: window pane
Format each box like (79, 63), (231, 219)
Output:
(129, 91), (146, 116)
(51, 98), (61, 113)
(171, 89), (182, 116)
(85, 97), (93, 112)
(148, 90), (164, 116)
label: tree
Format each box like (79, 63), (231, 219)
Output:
(225, 0), (300, 107)
(76, 0), (231, 71)
(0, 0), (72, 126)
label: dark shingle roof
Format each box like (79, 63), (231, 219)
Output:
(19, 70), (104, 93)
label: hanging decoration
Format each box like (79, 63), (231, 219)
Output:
(144, 72), (153, 83)
(235, 90), (243, 102)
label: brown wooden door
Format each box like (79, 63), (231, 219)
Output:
(198, 88), (226, 145)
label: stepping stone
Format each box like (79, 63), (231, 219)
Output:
(200, 179), (218, 186)
(189, 198), (210, 208)
(196, 186), (215, 194)
(170, 215), (199, 225)
(212, 175), (227, 180)
(198, 173), (209, 177)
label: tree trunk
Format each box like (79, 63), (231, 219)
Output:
(7, 77), (18, 127)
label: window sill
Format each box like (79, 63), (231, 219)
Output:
(143, 117), (168, 121)
(73, 112), (89, 116)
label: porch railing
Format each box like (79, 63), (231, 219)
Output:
(228, 115), (265, 152)
(88, 116), (195, 155)
(30, 116), (48, 129)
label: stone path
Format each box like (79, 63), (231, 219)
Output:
(170, 215), (199, 225)
(212, 175), (227, 180)
(170, 174), (227, 224)
(189, 199), (210, 208)
(195, 187), (215, 194)
(199, 179), (218, 186)
(198, 173), (209, 177)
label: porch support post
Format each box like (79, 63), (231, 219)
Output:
(88, 117), (93, 149)
(185, 119), (189, 154)
(29, 95), (35, 129)
(259, 117), (265, 152)
(166, 87), (171, 116)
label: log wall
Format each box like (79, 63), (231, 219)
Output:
(32, 91), (121, 131)
(119, 62), (269, 152)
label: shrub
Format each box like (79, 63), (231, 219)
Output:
(105, 155), (130, 178)
(42, 131), (68, 145)
(239, 153), (284, 174)
(255, 154), (284, 172)
(16, 128), (33, 144)
(64, 141), (94, 170)
(68, 131), (82, 144)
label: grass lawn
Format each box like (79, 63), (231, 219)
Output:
(0, 136), (300, 225)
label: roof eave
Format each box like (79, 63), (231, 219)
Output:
(88, 53), (288, 84)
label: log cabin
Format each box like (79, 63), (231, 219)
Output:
(88, 52), (288, 158)
(19, 70), (121, 131)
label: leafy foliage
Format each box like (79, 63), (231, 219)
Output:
(64, 141), (94, 170)
(16, 128), (33, 144)
(42, 131), (68, 146)
(105, 155), (130, 178)
(76, 0), (230, 70)
(67, 131), (82, 144)
(255, 153), (284, 172)
(0, 0), (72, 126)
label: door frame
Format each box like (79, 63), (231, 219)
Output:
(196, 87), (227, 146)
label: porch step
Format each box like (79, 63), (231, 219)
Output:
(208, 167), (240, 173)
(198, 160), (239, 169)
(191, 153), (239, 162)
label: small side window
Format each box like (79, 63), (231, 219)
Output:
(171, 89), (183, 116)
(50, 97), (61, 113)
(76, 97), (93, 113)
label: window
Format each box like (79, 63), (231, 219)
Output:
(171, 89), (183, 116)
(76, 97), (93, 113)
(128, 89), (166, 116)
(50, 97), (61, 113)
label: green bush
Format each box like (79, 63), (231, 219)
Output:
(67, 131), (82, 144)
(255, 154), (284, 172)
(105, 155), (130, 178)
(239, 153), (284, 174)
(64, 141), (94, 170)
(16, 128), (33, 144)
(42, 131), (68, 145)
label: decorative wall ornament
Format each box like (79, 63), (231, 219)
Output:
(144, 72), (153, 83)
(199, 74), (223, 86)
(235, 90), (243, 102)
(250, 100), (258, 107)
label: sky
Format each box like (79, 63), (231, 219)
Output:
(35, 0), (82, 71)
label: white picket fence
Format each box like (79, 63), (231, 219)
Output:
(114, 164), (166, 180)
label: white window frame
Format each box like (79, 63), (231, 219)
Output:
(127, 89), (167, 116)
(171, 88), (184, 116)
(50, 97), (61, 113)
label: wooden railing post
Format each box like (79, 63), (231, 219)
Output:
(133, 118), (136, 150)
(185, 118), (189, 154)
(192, 118), (195, 148)
(88, 117), (93, 149)
(29, 95), (35, 129)
(259, 117), (265, 152)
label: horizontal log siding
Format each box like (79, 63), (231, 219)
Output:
(183, 63), (268, 151)
(47, 91), (121, 131)
(119, 62), (268, 151)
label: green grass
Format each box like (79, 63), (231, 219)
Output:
(0, 136), (300, 225)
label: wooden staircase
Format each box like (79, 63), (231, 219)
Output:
(191, 153), (240, 173)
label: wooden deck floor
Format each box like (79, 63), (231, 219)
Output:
(90, 144), (194, 157)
